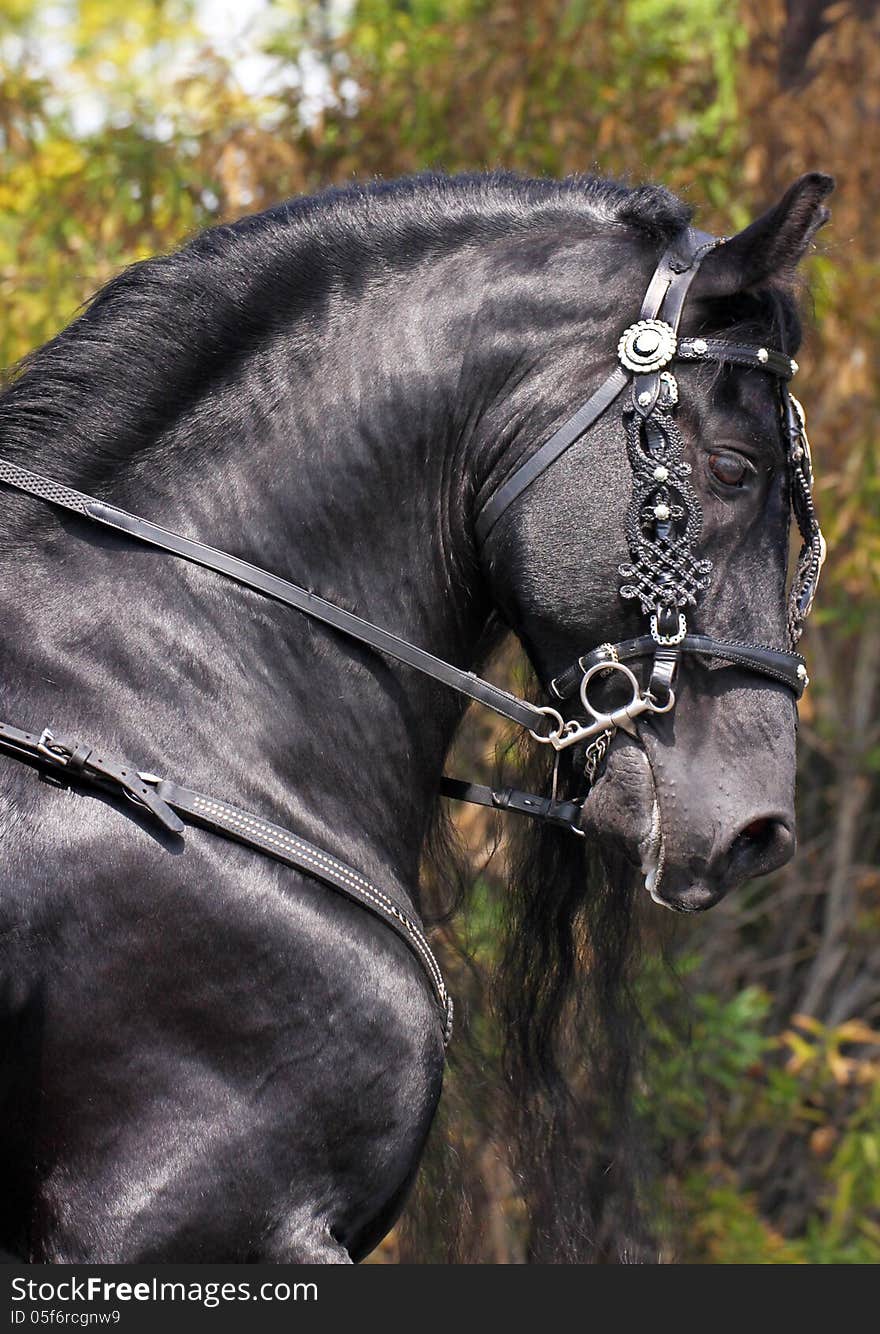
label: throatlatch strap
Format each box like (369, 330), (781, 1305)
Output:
(438, 776), (583, 831)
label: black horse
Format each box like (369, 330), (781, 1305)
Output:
(0, 169), (831, 1262)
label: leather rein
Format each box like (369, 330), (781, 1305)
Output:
(0, 226), (825, 1045)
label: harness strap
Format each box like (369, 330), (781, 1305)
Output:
(0, 459), (582, 830)
(474, 227), (716, 545)
(474, 366), (630, 546)
(0, 721), (185, 832)
(0, 720), (453, 1044)
(549, 633), (808, 702)
(0, 458), (547, 737)
(438, 776), (584, 833)
(157, 778), (453, 1043)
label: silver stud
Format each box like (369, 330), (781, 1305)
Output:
(757, 347), (769, 363)
(634, 330), (661, 355)
(790, 358), (799, 375)
(692, 338), (708, 355)
(638, 390), (653, 407)
(653, 465), (669, 482)
(796, 664), (808, 680)
(654, 503), (671, 521)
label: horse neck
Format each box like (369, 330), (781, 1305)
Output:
(1, 249), (499, 904)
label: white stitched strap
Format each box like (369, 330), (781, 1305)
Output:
(161, 784), (453, 1044)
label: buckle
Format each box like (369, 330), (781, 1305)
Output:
(36, 727), (70, 764)
(491, 787), (585, 837)
(650, 611), (687, 645)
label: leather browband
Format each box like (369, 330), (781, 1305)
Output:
(677, 338), (797, 380)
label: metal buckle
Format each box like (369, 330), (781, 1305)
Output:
(650, 611), (687, 645)
(36, 727), (69, 763)
(528, 705), (566, 746)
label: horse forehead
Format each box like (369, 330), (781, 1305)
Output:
(680, 368), (786, 451)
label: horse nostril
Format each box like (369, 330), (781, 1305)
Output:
(740, 817), (775, 844)
(725, 816), (795, 881)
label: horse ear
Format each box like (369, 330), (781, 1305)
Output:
(694, 172), (834, 296)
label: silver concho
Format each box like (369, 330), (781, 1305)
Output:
(618, 319), (677, 374)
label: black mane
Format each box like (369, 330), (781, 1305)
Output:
(0, 171), (692, 489)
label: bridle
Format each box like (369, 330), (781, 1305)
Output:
(475, 225), (824, 771)
(0, 225), (825, 1044)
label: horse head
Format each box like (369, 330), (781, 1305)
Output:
(480, 173), (832, 913)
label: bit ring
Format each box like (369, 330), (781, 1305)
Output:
(579, 660), (642, 719)
(528, 705), (565, 745)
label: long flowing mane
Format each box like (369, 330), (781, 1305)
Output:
(0, 171), (692, 487)
(411, 690), (648, 1263)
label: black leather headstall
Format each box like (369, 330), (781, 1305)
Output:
(474, 225), (823, 761)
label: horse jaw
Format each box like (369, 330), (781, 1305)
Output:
(580, 737), (678, 909)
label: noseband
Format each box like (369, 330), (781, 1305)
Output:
(0, 225), (825, 1044)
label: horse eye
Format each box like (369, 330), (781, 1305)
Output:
(708, 452), (749, 487)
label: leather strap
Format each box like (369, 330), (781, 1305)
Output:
(474, 227), (717, 544)
(156, 779), (452, 1043)
(0, 459), (547, 736)
(474, 365), (630, 546)
(0, 461), (588, 835)
(647, 645), (679, 706)
(0, 720), (185, 832)
(643, 228), (718, 322)
(677, 338), (796, 379)
(550, 633), (807, 701)
(439, 776), (583, 833)
(0, 720), (453, 1044)
(633, 227), (717, 417)
(0, 709), (576, 1044)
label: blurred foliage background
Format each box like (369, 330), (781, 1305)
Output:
(2, 0), (878, 1262)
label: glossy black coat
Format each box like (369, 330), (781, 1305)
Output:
(0, 171), (831, 1260)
